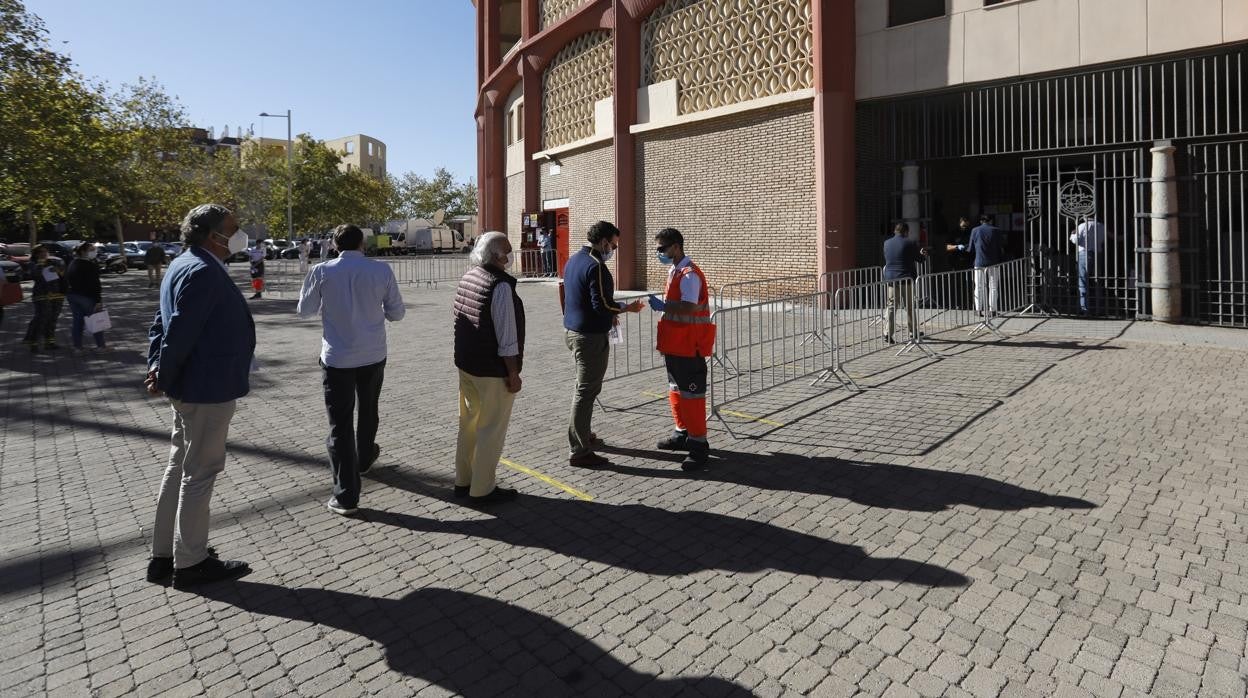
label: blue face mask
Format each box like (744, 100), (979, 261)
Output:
(656, 252), (673, 265)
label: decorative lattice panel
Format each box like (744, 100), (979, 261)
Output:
(540, 0), (587, 29)
(643, 0), (813, 115)
(542, 31), (614, 149)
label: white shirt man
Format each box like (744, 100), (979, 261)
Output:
(297, 225), (405, 516)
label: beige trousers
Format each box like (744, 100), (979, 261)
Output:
(455, 370), (516, 497)
(152, 398), (236, 568)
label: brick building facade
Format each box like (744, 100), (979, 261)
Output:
(474, 0), (1248, 326)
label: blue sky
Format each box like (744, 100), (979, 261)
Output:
(28, 0), (479, 182)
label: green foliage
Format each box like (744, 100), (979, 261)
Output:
(396, 167), (477, 220)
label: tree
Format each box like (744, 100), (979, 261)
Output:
(0, 0), (115, 242)
(395, 167), (477, 220)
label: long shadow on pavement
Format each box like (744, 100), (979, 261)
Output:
(593, 448), (1097, 513)
(359, 494), (969, 587)
(199, 582), (756, 697)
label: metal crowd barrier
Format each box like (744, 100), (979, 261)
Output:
(914, 257), (1029, 339)
(258, 259), (305, 299)
(603, 301), (663, 382)
(388, 254), (473, 287)
(708, 291), (834, 421)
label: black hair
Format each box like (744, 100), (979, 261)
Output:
(75, 242), (95, 256)
(586, 220), (620, 244)
(979, 214), (992, 224)
(333, 224), (364, 251)
(655, 227), (684, 247)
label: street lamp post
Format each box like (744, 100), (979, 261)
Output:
(259, 110), (293, 242)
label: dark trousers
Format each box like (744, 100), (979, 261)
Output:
(565, 330), (609, 456)
(24, 298), (62, 346)
(321, 359), (386, 507)
(542, 249), (556, 276)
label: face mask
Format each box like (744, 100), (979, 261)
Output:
(86, 249), (98, 260)
(215, 230), (248, 255)
(601, 246), (615, 263)
(504, 252), (514, 268)
(656, 252), (673, 265)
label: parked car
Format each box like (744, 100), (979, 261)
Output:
(100, 243), (145, 269)
(1, 259), (20, 283)
(122, 243), (148, 268)
(161, 242), (184, 258)
(1, 242), (63, 279)
(35, 240), (76, 266)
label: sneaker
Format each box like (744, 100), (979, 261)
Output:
(171, 557), (250, 590)
(657, 431), (689, 451)
(327, 497), (359, 516)
(359, 444), (381, 475)
(147, 547), (218, 584)
(569, 452), (610, 468)
(250, 293), (262, 299)
(453, 485), (470, 499)
(468, 486), (519, 504)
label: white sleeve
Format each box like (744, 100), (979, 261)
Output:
(679, 272), (701, 303)
(491, 283), (519, 357)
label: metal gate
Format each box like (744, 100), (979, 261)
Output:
(1186, 140), (1248, 327)
(1023, 150), (1143, 317)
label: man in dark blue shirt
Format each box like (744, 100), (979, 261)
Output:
(966, 214), (1007, 315)
(882, 224), (927, 343)
(562, 221), (643, 467)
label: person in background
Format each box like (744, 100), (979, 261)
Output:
(298, 238), (311, 274)
(248, 242), (266, 299)
(145, 242), (168, 289)
(562, 221), (644, 468)
(23, 245), (65, 352)
(65, 242), (107, 352)
(145, 203), (254, 589)
(945, 216), (973, 271)
(647, 227), (716, 472)
(882, 223), (928, 345)
(1070, 216), (1106, 315)
(452, 232), (524, 503)
(539, 227), (556, 277)
(949, 214), (1007, 316)
(298, 224), (406, 516)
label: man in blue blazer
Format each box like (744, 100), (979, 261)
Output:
(145, 204), (255, 589)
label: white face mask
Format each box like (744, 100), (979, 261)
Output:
(601, 248), (615, 263)
(85, 249), (98, 260)
(216, 230), (248, 255)
(504, 252), (514, 268)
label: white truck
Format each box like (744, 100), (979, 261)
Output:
(382, 216), (462, 254)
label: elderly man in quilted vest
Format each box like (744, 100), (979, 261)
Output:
(452, 232), (525, 504)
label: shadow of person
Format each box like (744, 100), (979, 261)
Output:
(362, 496), (968, 587)
(199, 582), (756, 697)
(593, 447), (1097, 513)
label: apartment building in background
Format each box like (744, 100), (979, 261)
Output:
(473, 0), (1248, 326)
(325, 134), (388, 179)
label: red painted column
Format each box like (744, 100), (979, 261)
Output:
(521, 0), (539, 39)
(812, 0), (856, 282)
(483, 0), (501, 78)
(482, 92), (506, 232)
(612, 2), (640, 290)
(522, 56), (544, 217)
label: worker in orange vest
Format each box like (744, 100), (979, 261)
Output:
(647, 228), (715, 471)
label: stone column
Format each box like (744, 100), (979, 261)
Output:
(613, 2), (641, 290)
(1150, 144), (1181, 322)
(901, 163), (920, 238)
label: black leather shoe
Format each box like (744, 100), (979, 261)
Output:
(147, 547), (218, 584)
(171, 557), (250, 590)
(681, 441), (710, 472)
(360, 444), (381, 475)
(453, 485), (470, 498)
(657, 431), (689, 451)
(469, 486), (519, 504)
(587, 432), (605, 449)
(569, 452), (610, 468)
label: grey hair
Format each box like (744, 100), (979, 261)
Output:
(180, 204), (232, 246)
(469, 231), (509, 267)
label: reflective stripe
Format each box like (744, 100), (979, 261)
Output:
(665, 314), (713, 324)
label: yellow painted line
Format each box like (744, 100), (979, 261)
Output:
(640, 390), (668, 399)
(718, 410), (786, 427)
(500, 458), (594, 501)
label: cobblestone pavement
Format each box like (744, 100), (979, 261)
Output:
(1, 265), (1246, 697)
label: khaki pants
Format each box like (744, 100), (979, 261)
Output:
(886, 281), (918, 341)
(455, 370), (516, 497)
(147, 263), (163, 286)
(565, 330), (609, 456)
(152, 398), (236, 568)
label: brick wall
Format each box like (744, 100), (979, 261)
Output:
(635, 101), (816, 293)
(539, 143), (617, 276)
(505, 173), (525, 250)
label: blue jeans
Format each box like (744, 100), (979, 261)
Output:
(67, 293), (105, 348)
(1077, 250), (1096, 314)
(542, 249), (556, 276)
